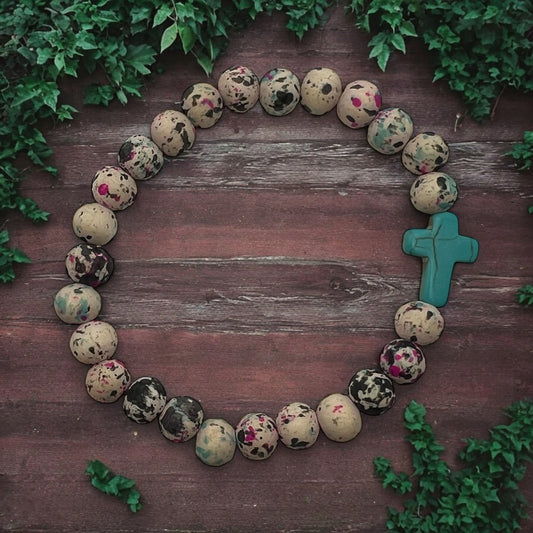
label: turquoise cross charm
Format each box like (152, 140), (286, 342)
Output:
(402, 212), (479, 307)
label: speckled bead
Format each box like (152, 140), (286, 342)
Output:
(276, 402), (319, 449)
(316, 393), (362, 442)
(182, 82), (224, 128)
(336, 80), (382, 129)
(53, 283), (101, 324)
(300, 67), (342, 115)
(409, 172), (458, 214)
(159, 396), (204, 443)
(85, 359), (131, 403)
(72, 202), (118, 246)
(379, 339), (426, 384)
(123, 376), (167, 424)
(195, 418), (237, 466)
(402, 132), (449, 174)
(367, 107), (413, 154)
(150, 110), (196, 157)
(348, 369), (395, 415)
(394, 301), (445, 345)
(259, 68), (300, 116)
(118, 134), (164, 181)
(65, 243), (114, 287)
(91, 166), (137, 211)
(69, 320), (118, 364)
(217, 66), (259, 113)
(236, 413), (278, 461)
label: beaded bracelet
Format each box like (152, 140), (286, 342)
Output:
(53, 66), (478, 467)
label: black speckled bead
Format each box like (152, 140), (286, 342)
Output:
(348, 368), (395, 415)
(159, 396), (204, 442)
(65, 243), (114, 287)
(123, 376), (167, 424)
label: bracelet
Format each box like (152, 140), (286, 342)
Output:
(53, 66), (478, 466)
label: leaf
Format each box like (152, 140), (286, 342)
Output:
(390, 33), (406, 53)
(153, 4), (174, 27)
(160, 21), (178, 53)
(179, 25), (196, 54)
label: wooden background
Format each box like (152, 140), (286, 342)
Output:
(2, 7), (533, 532)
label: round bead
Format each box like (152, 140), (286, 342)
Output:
(316, 393), (362, 442)
(336, 80), (382, 129)
(409, 172), (458, 214)
(394, 301), (445, 345)
(300, 67), (342, 115)
(123, 376), (167, 424)
(259, 68), (300, 116)
(53, 283), (101, 324)
(69, 320), (118, 364)
(118, 134), (164, 181)
(236, 413), (278, 461)
(402, 132), (449, 175)
(65, 243), (114, 287)
(217, 65), (259, 113)
(195, 418), (237, 466)
(159, 396), (204, 443)
(85, 359), (131, 403)
(182, 82), (224, 128)
(72, 202), (118, 246)
(275, 402), (319, 449)
(379, 339), (426, 384)
(367, 107), (413, 154)
(150, 110), (196, 157)
(348, 369), (395, 415)
(91, 166), (137, 211)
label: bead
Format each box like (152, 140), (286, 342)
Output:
(85, 359), (131, 403)
(348, 369), (395, 415)
(379, 339), (426, 384)
(182, 82), (224, 128)
(123, 377), (167, 424)
(367, 107), (413, 154)
(150, 110), (196, 157)
(91, 165), (137, 211)
(259, 68), (300, 116)
(65, 243), (114, 287)
(402, 212), (479, 307)
(72, 202), (118, 246)
(275, 402), (319, 449)
(316, 393), (362, 442)
(69, 320), (118, 364)
(410, 172), (458, 214)
(402, 132), (449, 175)
(336, 80), (382, 128)
(118, 134), (164, 181)
(236, 413), (278, 460)
(53, 283), (101, 324)
(300, 67), (342, 115)
(394, 301), (445, 346)
(159, 396), (204, 443)
(217, 65), (259, 113)
(195, 418), (236, 466)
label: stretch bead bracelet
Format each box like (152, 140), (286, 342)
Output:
(54, 65), (479, 466)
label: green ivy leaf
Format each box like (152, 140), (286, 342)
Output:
(160, 21), (178, 52)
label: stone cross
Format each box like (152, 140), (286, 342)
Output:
(402, 212), (479, 307)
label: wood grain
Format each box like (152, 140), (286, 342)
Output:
(1, 7), (533, 533)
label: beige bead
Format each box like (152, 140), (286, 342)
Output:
(150, 110), (196, 157)
(182, 82), (224, 128)
(53, 283), (101, 324)
(402, 132), (449, 175)
(259, 68), (300, 116)
(69, 320), (118, 364)
(91, 166), (137, 211)
(410, 172), (458, 214)
(85, 359), (131, 403)
(394, 301), (445, 345)
(316, 393), (362, 442)
(72, 202), (118, 246)
(336, 80), (382, 128)
(217, 66), (259, 113)
(301, 67), (342, 115)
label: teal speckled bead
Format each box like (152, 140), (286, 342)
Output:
(53, 283), (101, 324)
(195, 418), (236, 466)
(367, 107), (413, 154)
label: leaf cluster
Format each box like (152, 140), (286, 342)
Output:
(374, 400), (533, 532)
(507, 131), (533, 172)
(348, 0), (533, 122)
(85, 459), (142, 512)
(0, 0), (335, 282)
